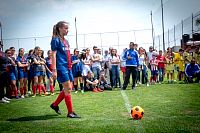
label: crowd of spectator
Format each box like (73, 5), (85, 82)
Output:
(0, 42), (200, 103)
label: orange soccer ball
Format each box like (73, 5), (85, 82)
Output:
(131, 106), (144, 120)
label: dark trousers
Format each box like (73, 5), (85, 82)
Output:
(0, 72), (7, 99)
(187, 72), (200, 83)
(123, 66), (138, 89)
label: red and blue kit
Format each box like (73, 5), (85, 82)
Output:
(6, 57), (17, 81)
(51, 37), (73, 83)
(71, 55), (83, 78)
(32, 55), (45, 77)
(45, 57), (53, 79)
(16, 55), (28, 79)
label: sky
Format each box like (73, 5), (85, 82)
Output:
(0, 0), (200, 54)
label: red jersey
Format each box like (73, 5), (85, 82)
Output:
(157, 55), (165, 69)
(150, 58), (159, 71)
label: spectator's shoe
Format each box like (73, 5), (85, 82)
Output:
(16, 96), (21, 99)
(67, 112), (81, 118)
(81, 90), (84, 94)
(121, 87), (126, 90)
(146, 83), (149, 87)
(50, 104), (61, 115)
(93, 88), (98, 92)
(32, 94), (36, 98)
(0, 98), (10, 103)
(51, 93), (55, 96)
(132, 86), (136, 91)
(4, 97), (11, 101)
(75, 91), (78, 94)
(97, 88), (103, 92)
(21, 95), (25, 99)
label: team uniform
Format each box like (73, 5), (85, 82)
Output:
(16, 55), (28, 96)
(51, 37), (77, 117)
(150, 58), (159, 83)
(71, 55), (83, 78)
(45, 57), (53, 79)
(32, 55), (45, 77)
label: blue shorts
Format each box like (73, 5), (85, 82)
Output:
(46, 71), (52, 79)
(18, 70), (28, 79)
(9, 72), (16, 81)
(73, 71), (82, 78)
(151, 70), (158, 76)
(34, 71), (45, 77)
(57, 66), (74, 83)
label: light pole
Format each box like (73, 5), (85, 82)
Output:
(0, 22), (3, 51)
(161, 0), (165, 52)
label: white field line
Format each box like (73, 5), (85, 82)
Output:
(120, 90), (132, 114)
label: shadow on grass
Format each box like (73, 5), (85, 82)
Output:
(7, 114), (61, 121)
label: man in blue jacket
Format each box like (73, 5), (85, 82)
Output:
(122, 42), (139, 90)
(185, 58), (200, 83)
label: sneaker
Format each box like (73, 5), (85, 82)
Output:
(132, 86), (136, 90)
(97, 88), (103, 92)
(75, 91), (78, 94)
(93, 88), (98, 92)
(81, 90), (84, 94)
(50, 104), (61, 115)
(67, 112), (81, 118)
(51, 93), (55, 96)
(0, 98), (10, 103)
(146, 83), (149, 87)
(28, 91), (31, 95)
(4, 97), (11, 101)
(21, 95), (25, 99)
(16, 96), (21, 99)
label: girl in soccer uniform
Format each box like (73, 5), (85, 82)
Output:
(45, 50), (55, 95)
(5, 49), (19, 99)
(150, 54), (159, 84)
(50, 21), (80, 118)
(165, 47), (175, 83)
(16, 48), (29, 98)
(71, 48), (84, 93)
(26, 49), (34, 95)
(32, 47), (46, 97)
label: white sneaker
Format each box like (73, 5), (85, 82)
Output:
(146, 83), (149, 87)
(0, 98), (10, 103)
(75, 91), (78, 94)
(81, 90), (84, 94)
(4, 97), (11, 101)
(28, 91), (31, 95)
(135, 84), (138, 87)
(21, 95), (25, 99)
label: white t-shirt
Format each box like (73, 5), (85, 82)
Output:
(110, 55), (120, 66)
(91, 53), (101, 68)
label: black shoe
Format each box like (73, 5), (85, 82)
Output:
(67, 112), (81, 118)
(50, 104), (61, 115)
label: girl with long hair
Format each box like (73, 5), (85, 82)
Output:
(50, 21), (80, 118)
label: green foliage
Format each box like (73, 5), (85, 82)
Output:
(0, 83), (200, 132)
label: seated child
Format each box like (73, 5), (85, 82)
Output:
(84, 71), (103, 92)
(98, 70), (112, 90)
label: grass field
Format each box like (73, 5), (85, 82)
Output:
(0, 83), (200, 133)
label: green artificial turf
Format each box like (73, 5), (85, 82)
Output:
(0, 83), (199, 133)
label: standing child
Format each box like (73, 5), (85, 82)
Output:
(150, 54), (159, 84)
(165, 52), (174, 83)
(50, 21), (80, 118)
(71, 49), (84, 94)
(16, 48), (29, 98)
(45, 50), (55, 95)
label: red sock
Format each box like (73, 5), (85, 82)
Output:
(38, 85), (41, 95)
(15, 87), (18, 97)
(20, 88), (24, 96)
(32, 85), (37, 95)
(50, 85), (54, 93)
(64, 94), (73, 114)
(41, 85), (46, 94)
(53, 90), (65, 106)
(23, 87), (27, 95)
(150, 77), (152, 83)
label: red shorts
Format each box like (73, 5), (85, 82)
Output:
(120, 67), (126, 73)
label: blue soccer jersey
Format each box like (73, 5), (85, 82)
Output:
(16, 55), (28, 72)
(71, 55), (83, 74)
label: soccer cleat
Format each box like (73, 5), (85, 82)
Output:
(67, 112), (81, 118)
(21, 95), (25, 99)
(50, 104), (61, 115)
(32, 95), (36, 98)
(51, 93), (55, 96)
(75, 91), (78, 94)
